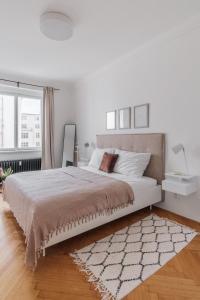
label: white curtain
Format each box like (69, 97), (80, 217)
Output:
(41, 87), (55, 169)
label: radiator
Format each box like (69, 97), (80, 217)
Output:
(0, 158), (41, 173)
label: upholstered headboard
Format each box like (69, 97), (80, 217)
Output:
(96, 133), (165, 184)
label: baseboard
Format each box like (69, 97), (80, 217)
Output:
(152, 206), (200, 230)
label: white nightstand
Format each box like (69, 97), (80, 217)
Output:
(162, 173), (198, 196)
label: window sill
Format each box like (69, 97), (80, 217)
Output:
(0, 149), (41, 153)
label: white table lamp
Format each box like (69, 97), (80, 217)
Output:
(172, 143), (189, 175)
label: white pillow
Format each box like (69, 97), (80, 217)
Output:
(89, 148), (115, 169)
(114, 149), (151, 177)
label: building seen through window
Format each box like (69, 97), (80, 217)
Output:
(0, 93), (41, 150)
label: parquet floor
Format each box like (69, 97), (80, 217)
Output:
(0, 195), (200, 300)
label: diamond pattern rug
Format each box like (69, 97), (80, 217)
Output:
(70, 214), (197, 300)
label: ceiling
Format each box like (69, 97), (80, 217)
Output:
(1, 0), (200, 82)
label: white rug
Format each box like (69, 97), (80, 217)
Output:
(70, 214), (197, 300)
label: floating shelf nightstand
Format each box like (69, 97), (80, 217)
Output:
(162, 173), (198, 196)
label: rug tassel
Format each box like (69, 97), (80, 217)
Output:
(70, 253), (115, 300)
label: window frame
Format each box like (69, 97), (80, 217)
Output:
(0, 91), (42, 153)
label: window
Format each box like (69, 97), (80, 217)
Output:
(21, 132), (28, 139)
(18, 97), (41, 149)
(0, 92), (42, 151)
(21, 124), (27, 129)
(21, 142), (29, 148)
(0, 95), (15, 149)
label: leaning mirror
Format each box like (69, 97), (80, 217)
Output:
(62, 124), (76, 167)
(119, 107), (131, 129)
(106, 111), (116, 130)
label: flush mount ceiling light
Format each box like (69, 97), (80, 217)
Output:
(40, 12), (73, 41)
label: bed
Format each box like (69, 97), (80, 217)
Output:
(3, 133), (165, 268)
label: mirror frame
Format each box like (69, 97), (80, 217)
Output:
(62, 123), (76, 167)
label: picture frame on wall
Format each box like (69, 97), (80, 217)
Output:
(134, 103), (149, 128)
(119, 107), (131, 129)
(106, 110), (116, 130)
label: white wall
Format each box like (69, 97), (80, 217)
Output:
(74, 20), (200, 222)
(0, 76), (75, 167)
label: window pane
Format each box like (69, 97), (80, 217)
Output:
(0, 95), (15, 149)
(18, 97), (41, 149)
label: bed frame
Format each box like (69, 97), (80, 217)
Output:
(44, 133), (165, 255)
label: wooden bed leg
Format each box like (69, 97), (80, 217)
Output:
(150, 205), (152, 211)
(42, 248), (46, 257)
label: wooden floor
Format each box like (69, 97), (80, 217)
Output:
(0, 196), (200, 300)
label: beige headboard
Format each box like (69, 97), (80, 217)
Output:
(96, 133), (165, 184)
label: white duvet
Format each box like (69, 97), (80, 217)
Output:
(81, 166), (157, 189)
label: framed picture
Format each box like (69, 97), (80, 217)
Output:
(134, 103), (149, 128)
(106, 110), (116, 130)
(119, 107), (131, 129)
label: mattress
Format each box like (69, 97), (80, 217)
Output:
(81, 166), (157, 195)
